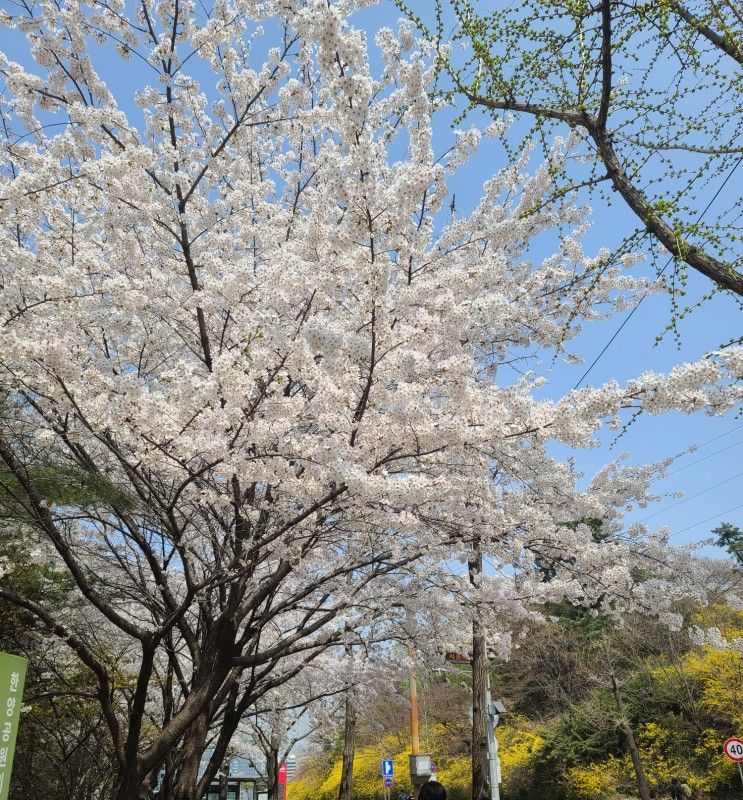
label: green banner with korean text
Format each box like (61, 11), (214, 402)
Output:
(0, 652), (27, 800)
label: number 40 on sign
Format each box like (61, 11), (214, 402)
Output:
(724, 737), (743, 788)
(724, 738), (743, 762)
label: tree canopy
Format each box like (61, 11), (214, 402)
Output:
(397, 0), (743, 302)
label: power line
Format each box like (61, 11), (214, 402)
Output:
(573, 304), (641, 388)
(610, 426), (743, 540)
(659, 421), (743, 469)
(574, 154), (743, 389)
(638, 469), (743, 522)
(636, 423), (743, 486)
(662, 439), (743, 478)
(674, 421), (743, 455)
(669, 502), (743, 539)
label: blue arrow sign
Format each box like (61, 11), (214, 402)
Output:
(382, 759), (394, 777)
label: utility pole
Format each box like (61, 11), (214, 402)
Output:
(409, 662), (421, 756)
(485, 675), (503, 800)
(407, 641), (431, 798)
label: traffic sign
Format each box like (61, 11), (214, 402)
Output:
(383, 777), (393, 788)
(724, 738), (743, 762)
(382, 759), (394, 777)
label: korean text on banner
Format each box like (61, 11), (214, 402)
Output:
(0, 652), (28, 800)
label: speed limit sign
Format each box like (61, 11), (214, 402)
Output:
(724, 738), (743, 762)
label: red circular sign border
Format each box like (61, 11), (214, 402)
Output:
(724, 737), (743, 762)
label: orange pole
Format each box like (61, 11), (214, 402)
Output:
(409, 666), (420, 755)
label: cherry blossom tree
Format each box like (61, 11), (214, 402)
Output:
(239, 646), (402, 800)
(0, 2), (741, 800)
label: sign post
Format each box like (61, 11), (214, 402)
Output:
(0, 652), (28, 800)
(381, 760), (394, 800)
(381, 762), (394, 800)
(278, 762), (288, 800)
(723, 737), (743, 790)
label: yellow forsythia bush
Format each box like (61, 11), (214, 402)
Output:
(290, 732), (418, 800)
(497, 716), (546, 797)
(290, 719), (545, 800)
(566, 757), (620, 799)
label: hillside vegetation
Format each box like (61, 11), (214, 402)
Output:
(291, 599), (743, 800)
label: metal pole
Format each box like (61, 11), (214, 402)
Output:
(737, 761), (743, 790)
(408, 639), (422, 800)
(485, 673), (501, 800)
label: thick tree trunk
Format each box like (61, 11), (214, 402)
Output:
(113, 643), (159, 800)
(140, 772), (157, 800)
(338, 694), (357, 800)
(113, 775), (153, 800)
(160, 658), (175, 800)
(218, 758), (229, 800)
(267, 747), (280, 800)
(469, 546), (489, 800)
(114, 759), (154, 800)
(170, 712), (211, 800)
(471, 616), (489, 800)
(611, 675), (651, 800)
(168, 628), (241, 800)
(160, 751), (175, 800)
(114, 775), (140, 800)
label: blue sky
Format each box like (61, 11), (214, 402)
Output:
(1, 0), (740, 559)
(355, 1), (743, 557)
